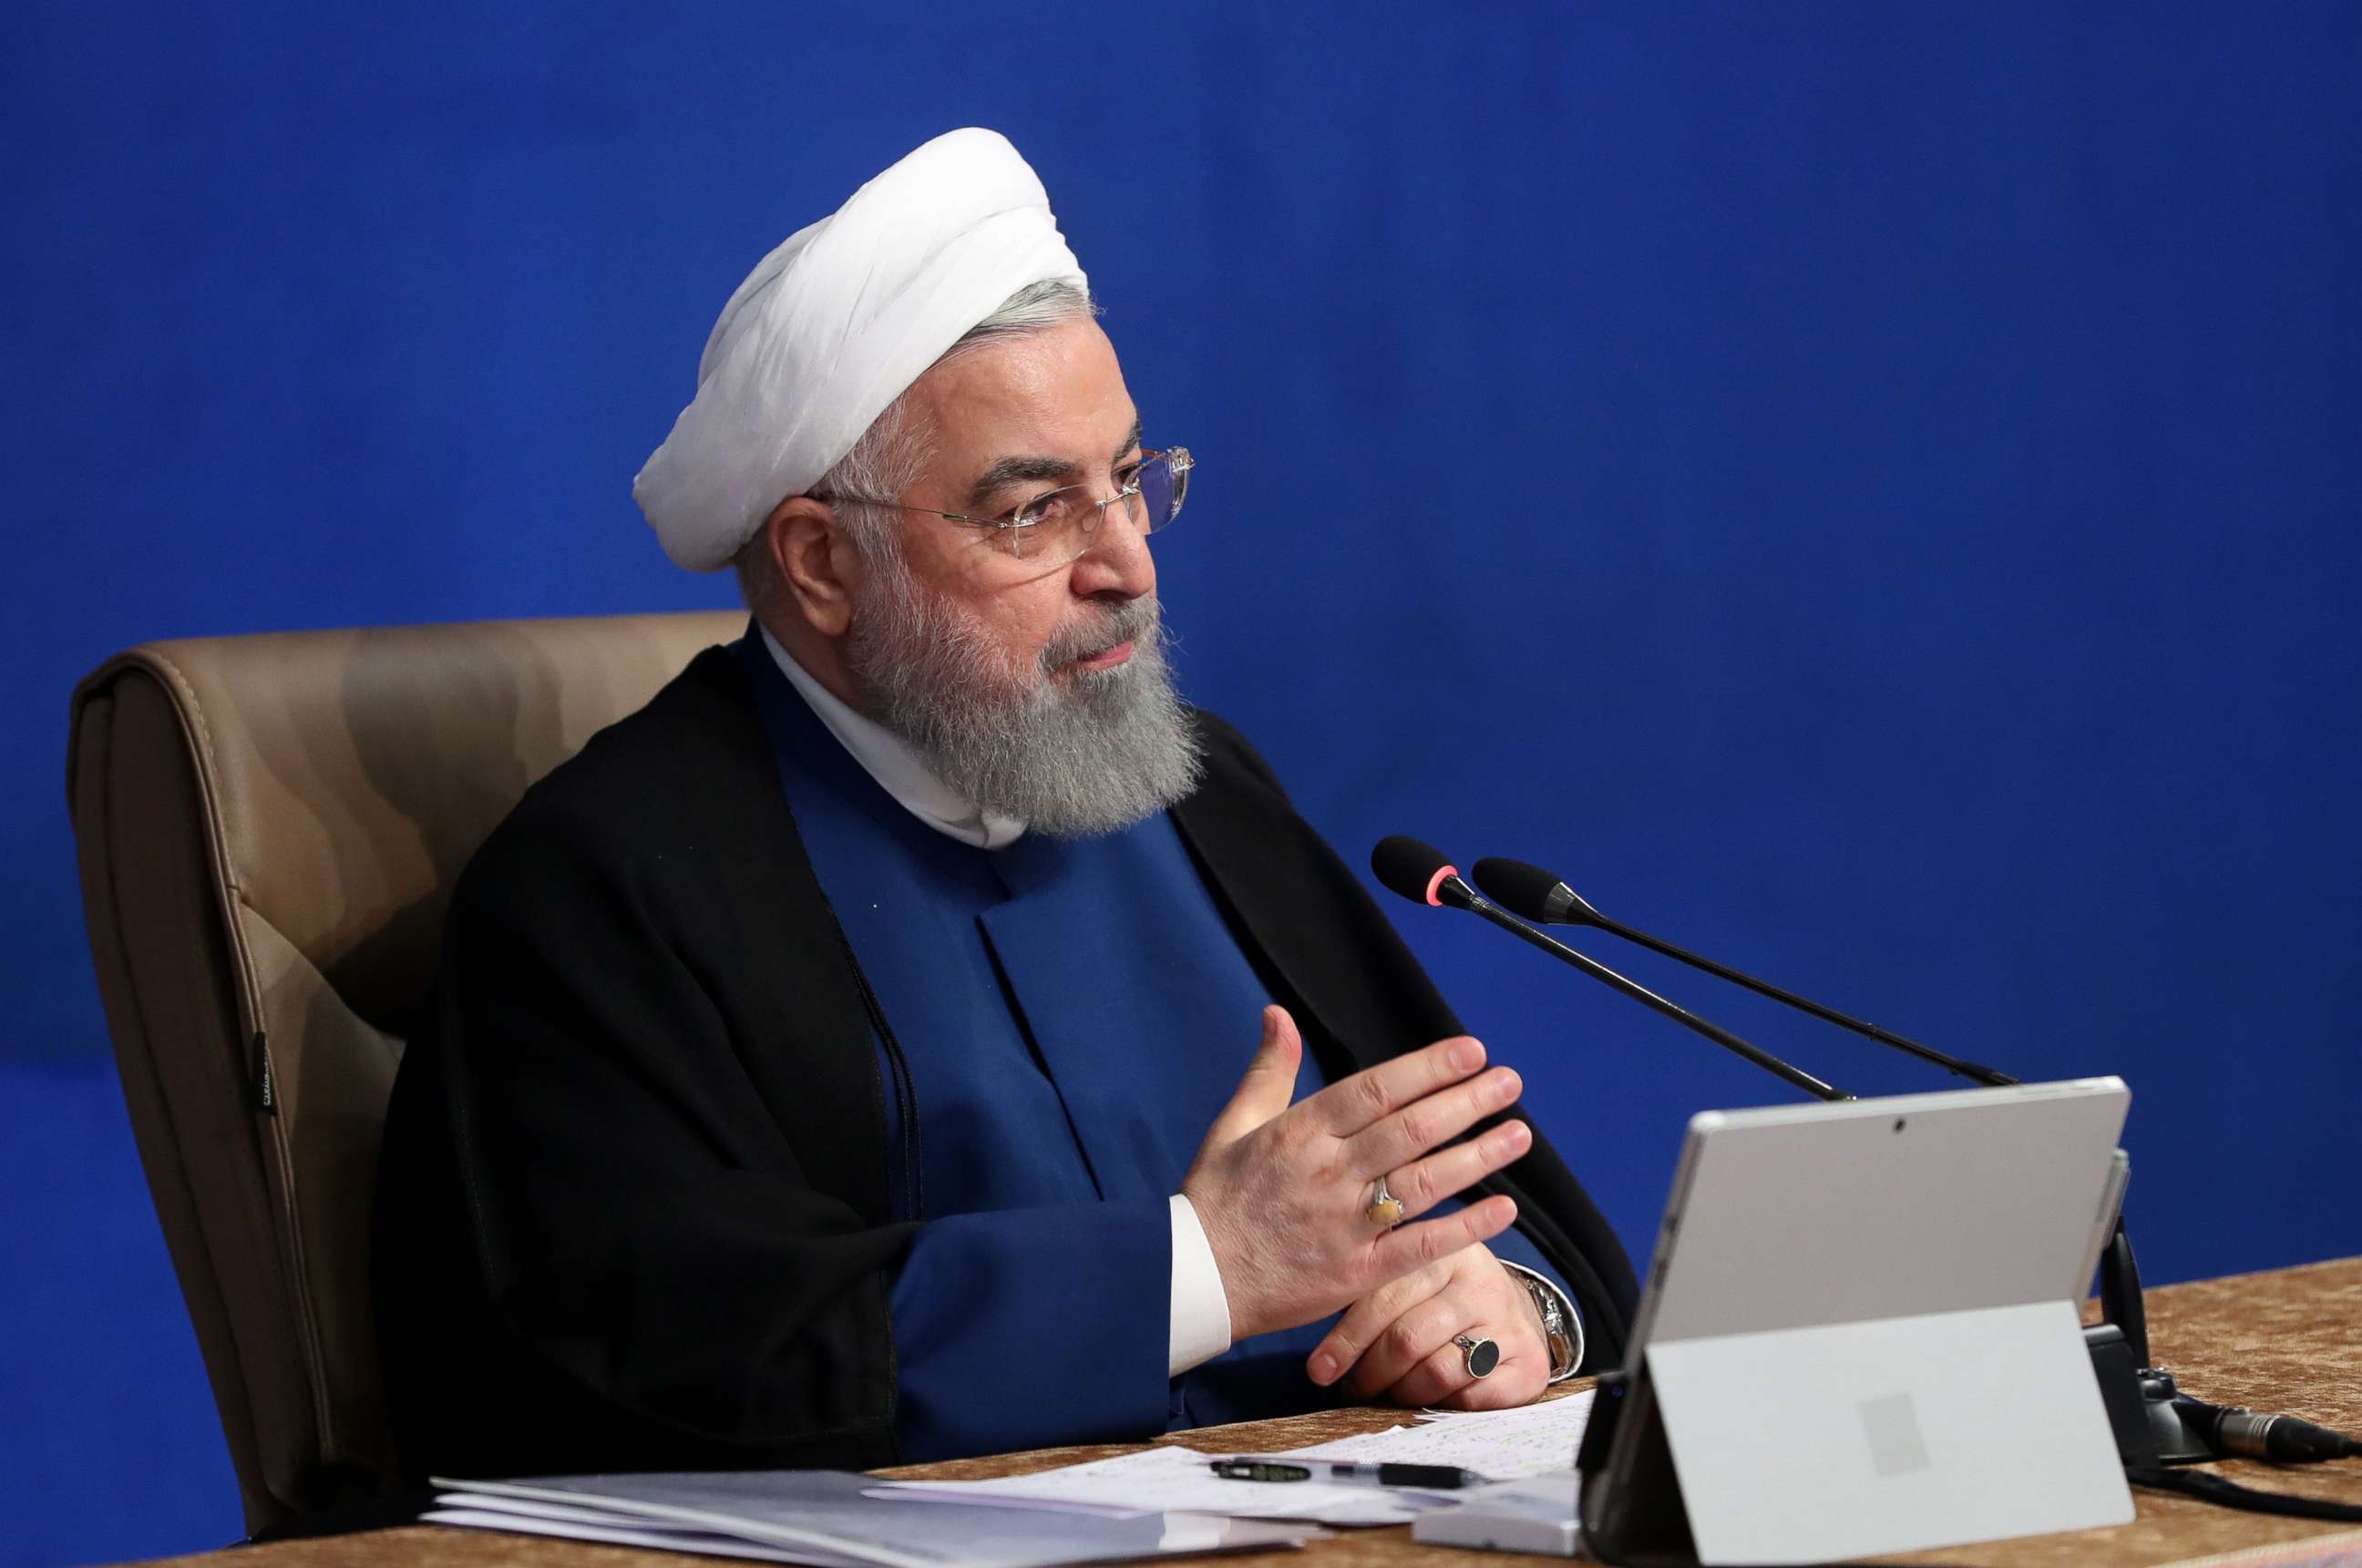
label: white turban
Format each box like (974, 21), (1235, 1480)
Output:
(633, 128), (1088, 571)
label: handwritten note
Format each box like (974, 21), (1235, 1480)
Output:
(1289, 1388), (1596, 1481)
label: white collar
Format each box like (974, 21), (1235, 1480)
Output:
(758, 626), (1028, 850)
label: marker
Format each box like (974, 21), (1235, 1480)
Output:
(1207, 1458), (1491, 1490)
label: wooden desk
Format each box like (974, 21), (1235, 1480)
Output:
(137, 1256), (2362, 1568)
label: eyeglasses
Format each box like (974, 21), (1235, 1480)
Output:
(816, 446), (1193, 569)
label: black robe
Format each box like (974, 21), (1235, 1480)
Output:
(374, 641), (1638, 1480)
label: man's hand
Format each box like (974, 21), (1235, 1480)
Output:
(1181, 1005), (1534, 1343)
(1304, 1243), (1551, 1410)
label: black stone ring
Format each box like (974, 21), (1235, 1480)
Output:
(1454, 1333), (1500, 1378)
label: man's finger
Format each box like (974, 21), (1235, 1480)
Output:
(1371, 1194), (1517, 1280)
(1395, 1336), (1546, 1412)
(1397, 1268), (1552, 1411)
(1387, 1335), (1495, 1410)
(1444, 1358), (1546, 1411)
(1304, 1034), (1488, 1139)
(1345, 1065), (1524, 1179)
(1371, 1121), (1534, 1225)
(1306, 1256), (1453, 1387)
(1340, 1290), (1466, 1400)
(1204, 1005), (1302, 1144)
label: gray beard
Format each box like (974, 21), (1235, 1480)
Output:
(843, 562), (1205, 838)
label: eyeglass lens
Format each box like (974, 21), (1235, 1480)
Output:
(1006, 453), (1186, 561)
(1135, 455), (1183, 531)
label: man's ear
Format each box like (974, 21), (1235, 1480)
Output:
(764, 496), (861, 639)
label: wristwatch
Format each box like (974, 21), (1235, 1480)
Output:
(1502, 1259), (1585, 1382)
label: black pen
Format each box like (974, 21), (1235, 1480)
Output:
(1207, 1457), (1491, 1490)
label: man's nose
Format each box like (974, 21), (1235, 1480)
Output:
(1071, 501), (1156, 600)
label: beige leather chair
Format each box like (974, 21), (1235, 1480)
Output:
(67, 610), (744, 1536)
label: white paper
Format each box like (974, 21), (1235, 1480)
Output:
(426, 1508), (869, 1566)
(433, 1470), (1320, 1568)
(872, 1444), (1438, 1526)
(876, 1395), (1595, 1525)
(1286, 1389), (1596, 1481)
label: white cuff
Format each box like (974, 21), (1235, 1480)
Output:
(1167, 1194), (1234, 1377)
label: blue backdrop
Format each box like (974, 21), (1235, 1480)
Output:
(5, 5), (2357, 1563)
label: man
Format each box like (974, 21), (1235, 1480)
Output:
(375, 128), (1636, 1478)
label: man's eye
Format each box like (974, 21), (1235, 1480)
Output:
(1001, 492), (1052, 527)
(1013, 487), (1083, 528)
(1114, 461), (1145, 488)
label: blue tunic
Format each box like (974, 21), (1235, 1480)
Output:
(740, 638), (1561, 1460)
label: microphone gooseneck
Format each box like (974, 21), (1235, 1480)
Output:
(1470, 856), (2018, 1088)
(1370, 837), (1854, 1103)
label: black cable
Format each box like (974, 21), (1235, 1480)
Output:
(2128, 1466), (2362, 1523)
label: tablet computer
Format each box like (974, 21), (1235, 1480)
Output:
(1583, 1078), (2134, 1564)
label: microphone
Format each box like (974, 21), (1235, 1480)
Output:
(1470, 856), (2018, 1088)
(2172, 1397), (2362, 1463)
(1371, 837), (1854, 1102)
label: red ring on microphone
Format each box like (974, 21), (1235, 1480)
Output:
(1424, 865), (1456, 907)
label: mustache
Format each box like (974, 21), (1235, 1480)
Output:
(1039, 595), (1163, 672)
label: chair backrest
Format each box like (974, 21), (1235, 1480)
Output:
(67, 610), (745, 1535)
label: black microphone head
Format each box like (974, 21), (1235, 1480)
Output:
(1371, 835), (1466, 908)
(1470, 857), (1563, 920)
(1471, 856), (1600, 926)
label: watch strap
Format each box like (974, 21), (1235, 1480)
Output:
(1502, 1258), (1586, 1381)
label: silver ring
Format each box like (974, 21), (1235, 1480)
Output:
(1364, 1174), (1405, 1228)
(1454, 1334), (1500, 1378)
